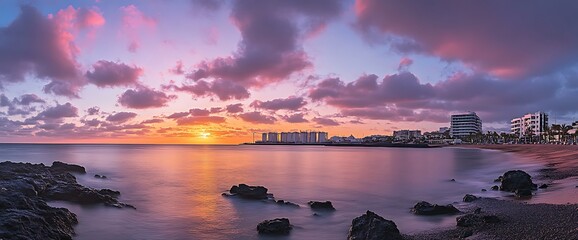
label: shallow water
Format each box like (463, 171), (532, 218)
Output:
(0, 144), (546, 239)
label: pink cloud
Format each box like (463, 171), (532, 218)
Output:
(164, 79), (250, 101)
(397, 57), (413, 71)
(189, 108), (211, 116)
(118, 87), (177, 109)
(250, 96), (307, 111)
(312, 117), (340, 126)
(226, 103), (244, 113)
(86, 60), (143, 87)
(169, 61), (185, 75)
(354, 0), (578, 79)
(283, 113), (308, 123)
(36, 102), (78, 119)
(54, 6), (105, 30)
(120, 5), (156, 53)
(238, 111), (276, 124)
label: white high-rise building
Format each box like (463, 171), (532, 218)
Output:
(280, 132), (288, 142)
(309, 132), (318, 143)
(299, 132), (308, 143)
(267, 132), (278, 143)
(450, 112), (482, 138)
(511, 112), (548, 138)
(318, 132), (328, 142)
(261, 133), (267, 142)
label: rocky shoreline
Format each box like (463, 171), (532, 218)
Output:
(0, 161), (134, 240)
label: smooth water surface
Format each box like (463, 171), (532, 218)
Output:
(0, 144), (543, 239)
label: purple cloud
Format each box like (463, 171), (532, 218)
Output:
(313, 117), (340, 126)
(226, 103), (244, 113)
(250, 96), (306, 111)
(176, 116), (226, 125)
(283, 113), (308, 123)
(118, 87), (177, 109)
(36, 103), (78, 119)
(189, 108), (210, 116)
(238, 111), (276, 124)
(86, 60), (143, 87)
(106, 112), (137, 123)
(14, 94), (45, 105)
(164, 79), (250, 101)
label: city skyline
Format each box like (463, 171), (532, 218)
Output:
(1, 0), (578, 144)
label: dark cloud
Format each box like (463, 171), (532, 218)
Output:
(141, 118), (164, 124)
(176, 116), (225, 125)
(238, 111), (276, 124)
(226, 103), (244, 113)
(14, 94), (45, 105)
(86, 60), (143, 87)
(313, 117), (340, 126)
(354, 0), (578, 79)
(0, 94), (11, 107)
(191, 0), (224, 12)
(86, 107), (100, 115)
(106, 112), (137, 123)
(189, 108), (211, 116)
(250, 96), (306, 111)
(118, 87), (177, 109)
(167, 112), (190, 119)
(283, 113), (308, 123)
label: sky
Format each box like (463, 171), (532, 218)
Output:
(1, 0), (577, 144)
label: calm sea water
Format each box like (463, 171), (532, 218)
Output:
(0, 144), (544, 239)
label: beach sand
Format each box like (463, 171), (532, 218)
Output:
(409, 144), (578, 240)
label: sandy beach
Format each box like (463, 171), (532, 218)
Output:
(410, 144), (578, 240)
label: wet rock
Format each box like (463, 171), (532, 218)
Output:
(499, 170), (537, 192)
(457, 214), (500, 227)
(463, 194), (479, 202)
(276, 200), (299, 207)
(460, 229), (474, 238)
(412, 201), (460, 215)
(229, 184), (269, 199)
(481, 189), (487, 192)
(0, 161), (132, 240)
(347, 210), (403, 240)
(256, 218), (292, 234)
(494, 176), (503, 182)
(538, 184), (548, 189)
(94, 174), (107, 179)
(308, 201), (335, 210)
(491, 185), (499, 191)
(515, 188), (532, 198)
(450, 179), (456, 182)
(474, 208), (482, 214)
(51, 161), (86, 174)
(483, 215), (500, 223)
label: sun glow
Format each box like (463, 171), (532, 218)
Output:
(199, 132), (211, 139)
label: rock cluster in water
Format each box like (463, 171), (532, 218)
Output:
(229, 183), (270, 199)
(347, 211), (403, 240)
(308, 201), (336, 210)
(0, 161), (134, 239)
(411, 201), (460, 215)
(256, 218), (292, 234)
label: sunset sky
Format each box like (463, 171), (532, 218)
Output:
(1, 0), (577, 144)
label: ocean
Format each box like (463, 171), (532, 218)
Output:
(0, 144), (543, 239)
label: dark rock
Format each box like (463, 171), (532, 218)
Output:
(494, 176), (503, 182)
(229, 184), (269, 199)
(256, 218), (292, 234)
(499, 170), (537, 192)
(491, 185), (499, 191)
(95, 174), (101, 178)
(450, 179), (456, 182)
(0, 161), (133, 240)
(463, 194), (479, 202)
(460, 229), (474, 238)
(483, 215), (500, 223)
(474, 208), (482, 214)
(515, 188), (532, 198)
(457, 214), (483, 227)
(412, 201), (460, 215)
(538, 184), (548, 189)
(94, 174), (107, 179)
(308, 201), (335, 210)
(481, 189), (487, 192)
(51, 161), (86, 174)
(276, 200), (299, 207)
(347, 210), (403, 240)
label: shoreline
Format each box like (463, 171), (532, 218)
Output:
(408, 144), (578, 239)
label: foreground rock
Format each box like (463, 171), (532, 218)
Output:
(411, 201), (460, 215)
(0, 161), (134, 239)
(463, 194), (479, 202)
(348, 211), (403, 240)
(456, 213), (500, 227)
(256, 218), (292, 234)
(498, 170), (537, 192)
(308, 201), (335, 210)
(229, 184), (269, 199)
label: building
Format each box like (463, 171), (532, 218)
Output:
(318, 132), (328, 142)
(261, 133), (267, 142)
(450, 112), (482, 138)
(439, 127), (449, 133)
(309, 132), (318, 143)
(299, 132), (308, 143)
(393, 130), (422, 141)
(267, 132), (278, 143)
(510, 112), (548, 138)
(280, 132), (288, 142)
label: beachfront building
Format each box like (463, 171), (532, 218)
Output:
(450, 112), (482, 139)
(393, 130), (422, 141)
(309, 132), (318, 143)
(510, 112), (548, 138)
(299, 132), (308, 143)
(261, 133), (267, 142)
(318, 132), (328, 142)
(267, 132), (279, 143)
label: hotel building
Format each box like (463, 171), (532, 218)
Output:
(450, 112), (482, 138)
(510, 112), (548, 138)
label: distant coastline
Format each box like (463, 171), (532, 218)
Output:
(242, 142), (442, 148)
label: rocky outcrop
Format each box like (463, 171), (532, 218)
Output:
(308, 201), (335, 210)
(256, 218), (292, 234)
(498, 170), (537, 192)
(0, 161), (134, 239)
(411, 201), (460, 215)
(463, 194), (479, 202)
(229, 184), (269, 199)
(456, 213), (500, 227)
(347, 211), (403, 240)
(276, 200), (299, 207)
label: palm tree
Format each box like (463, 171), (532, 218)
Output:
(551, 124), (562, 142)
(543, 125), (554, 143)
(561, 124), (573, 143)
